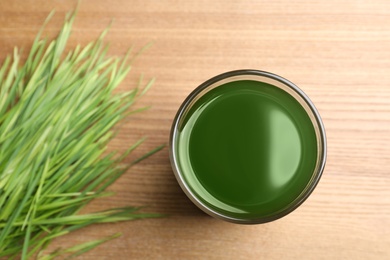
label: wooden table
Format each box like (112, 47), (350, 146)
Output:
(1, 0), (389, 259)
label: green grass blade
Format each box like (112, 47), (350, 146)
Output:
(0, 6), (163, 258)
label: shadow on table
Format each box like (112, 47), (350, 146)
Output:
(158, 171), (210, 219)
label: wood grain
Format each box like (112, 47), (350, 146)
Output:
(1, 0), (389, 259)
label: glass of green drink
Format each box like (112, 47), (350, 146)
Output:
(169, 70), (326, 224)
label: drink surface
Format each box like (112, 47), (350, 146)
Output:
(175, 80), (317, 219)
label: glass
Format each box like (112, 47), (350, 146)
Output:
(169, 70), (327, 224)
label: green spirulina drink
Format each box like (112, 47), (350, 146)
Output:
(170, 70), (326, 223)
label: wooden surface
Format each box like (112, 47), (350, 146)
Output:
(1, 0), (390, 259)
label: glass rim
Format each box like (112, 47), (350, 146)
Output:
(169, 69), (327, 224)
